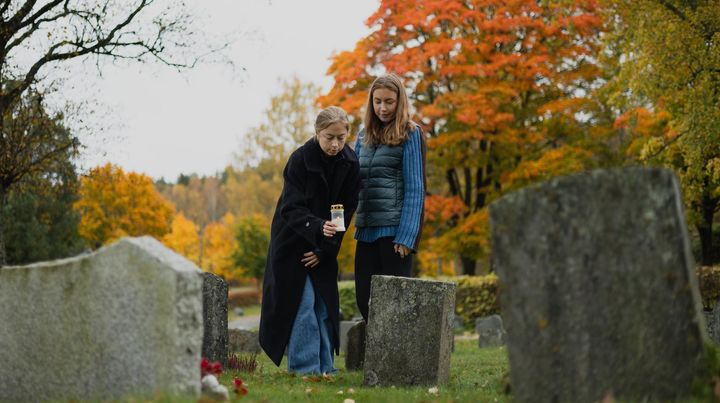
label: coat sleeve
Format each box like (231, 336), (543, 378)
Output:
(278, 152), (324, 248)
(318, 159), (360, 260)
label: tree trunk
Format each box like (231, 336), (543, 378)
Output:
(460, 255), (475, 275)
(696, 192), (717, 265)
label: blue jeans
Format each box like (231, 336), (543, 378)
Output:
(287, 276), (336, 375)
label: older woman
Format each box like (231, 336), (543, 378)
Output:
(259, 106), (360, 375)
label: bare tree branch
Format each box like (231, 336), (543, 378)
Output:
(3, 0), (151, 108)
(639, 128), (690, 161)
(654, 0), (687, 22)
(6, 1), (41, 31)
(17, 0), (65, 30)
(0, 1), (13, 17)
(5, 5), (71, 52)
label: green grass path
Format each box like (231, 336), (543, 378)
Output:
(218, 339), (509, 402)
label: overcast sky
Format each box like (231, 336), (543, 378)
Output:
(68, 0), (378, 181)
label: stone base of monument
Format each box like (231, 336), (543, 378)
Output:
(363, 276), (455, 386)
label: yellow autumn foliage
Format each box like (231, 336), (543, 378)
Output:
(162, 213), (200, 264)
(202, 213), (241, 280)
(74, 163), (174, 247)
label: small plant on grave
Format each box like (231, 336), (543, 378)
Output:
(227, 353), (258, 373)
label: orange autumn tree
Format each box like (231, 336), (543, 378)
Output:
(321, 0), (608, 274)
(75, 163), (175, 247)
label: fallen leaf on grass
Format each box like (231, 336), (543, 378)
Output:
(601, 391), (615, 403)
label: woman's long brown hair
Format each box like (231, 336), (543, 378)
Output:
(362, 74), (412, 146)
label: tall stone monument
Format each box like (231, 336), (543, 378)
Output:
(490, 168), (707, 402)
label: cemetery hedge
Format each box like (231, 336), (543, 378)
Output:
(338, 280), (358, 320)
(454, 274), (500, 326)
(228, 287), (261, 308)
(338, 268), (718, 327)
(337, 275), (499, 326)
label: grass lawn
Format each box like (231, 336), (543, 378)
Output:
(218, 338), (510, 402)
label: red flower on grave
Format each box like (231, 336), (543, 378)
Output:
(234, 377), (248, 396)
(200, 357), (223, 377)
(211, 361), (222, 375)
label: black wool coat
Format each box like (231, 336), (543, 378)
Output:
(259, 138), (360, 366)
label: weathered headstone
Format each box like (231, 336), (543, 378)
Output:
(0, 237), (203, 401)
(228, 329), (260, 354)
(475, 314), (506, 348)
(453, 314), (464, 331)
(363, 276), (455, 386)
(345, 320), (366, 371)
(490, 168), (707, 403)
(202, 272), (228, 367)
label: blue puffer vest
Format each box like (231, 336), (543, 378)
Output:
(355, 130), (404, 228)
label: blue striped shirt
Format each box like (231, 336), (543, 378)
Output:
(354, 126), (424, 250)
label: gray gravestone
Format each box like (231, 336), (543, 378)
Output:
(340, 320), (361, 355)
(345, 321), (366, 371)
(363, 276), (456, 386)
(0, 237), (203, 401)
(490, 168), (707, 403)
(453, 315), (464, 330)
(704, 306), (720, 344)
(228, 329), (260, 354)
(475, 314), (506, 348)
(202, 272), (228, 367)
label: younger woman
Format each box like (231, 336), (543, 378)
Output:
(259, 106), (360, 375)
(354, 74), (426, 321)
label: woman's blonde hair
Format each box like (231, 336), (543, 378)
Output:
(315, 105), (350, 134)
(362, 74), (411, 146)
